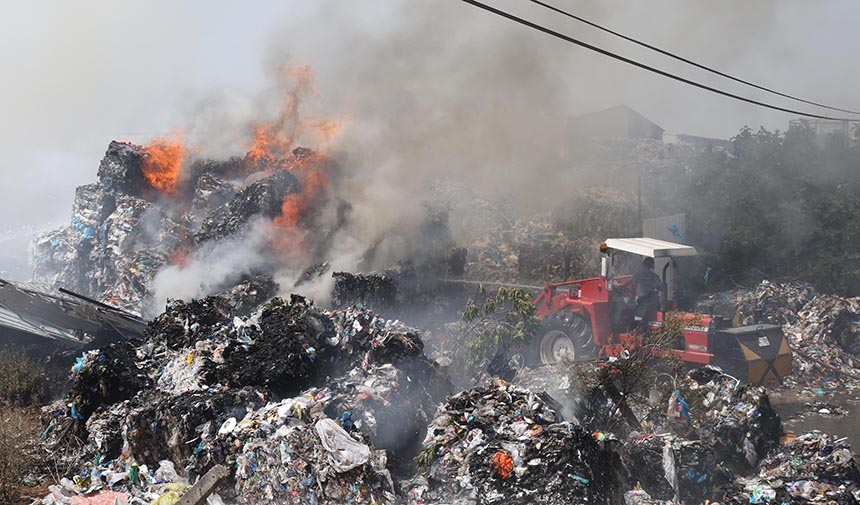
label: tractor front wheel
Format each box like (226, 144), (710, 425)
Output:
(534, 314), (596, 366)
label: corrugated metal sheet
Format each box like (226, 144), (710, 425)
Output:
(0, 279), (147, 346)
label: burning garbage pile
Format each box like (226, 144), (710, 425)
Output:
(28, 137), (331, 316)
(696, 280), (860, 388)
(29, 65), (344, 318)
(38, 291), (450, 504)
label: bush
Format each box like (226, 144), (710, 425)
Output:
(448, 286), (540, 385)
(0, 348), (49, 407)
(0, 407), (37, 503)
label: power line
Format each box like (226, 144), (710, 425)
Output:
(529, 0), (860, 116)
(460, 0), (856, 122)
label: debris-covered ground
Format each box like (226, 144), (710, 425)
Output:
(29, 281), (860, 504)
(15, 139), (860, 504)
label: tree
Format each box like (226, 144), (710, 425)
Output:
(449, 286), (540, 383)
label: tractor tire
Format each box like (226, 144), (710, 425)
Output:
(530, 314), (596, 366)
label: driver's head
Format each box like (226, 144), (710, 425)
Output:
(642, 257), (655, 270)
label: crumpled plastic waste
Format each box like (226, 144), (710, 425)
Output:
(407, 380), (625, 505)
(315, 418), (371, 472)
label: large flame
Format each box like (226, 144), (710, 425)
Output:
(240, 62), (342, 252)
(246, 64), (316, 163)
(142, 135), (185, 194)
(275, 158), (330, 229)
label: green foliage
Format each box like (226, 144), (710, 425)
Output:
(452, 286), (540, 379)
(652, 122), (860, 296)
(264, 297), (287, 310)
(0, 349), (49, 408)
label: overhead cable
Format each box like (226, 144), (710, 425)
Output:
(529, 0), (860, 115)
(461, 0), (856, 121)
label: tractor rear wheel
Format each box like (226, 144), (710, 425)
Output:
(536, 314), (595, 366)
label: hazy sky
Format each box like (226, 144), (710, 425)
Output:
(2, 0), (858, 230)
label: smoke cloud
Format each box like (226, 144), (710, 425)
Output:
(4, 0), (859, 293)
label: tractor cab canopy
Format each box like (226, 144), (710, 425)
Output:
(603, 238), (697, 259)
(602, 237), (698, 308)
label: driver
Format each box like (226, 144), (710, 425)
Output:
(619, 257), (662, 331)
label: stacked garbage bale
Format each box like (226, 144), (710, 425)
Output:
(29, 140), (309, 315)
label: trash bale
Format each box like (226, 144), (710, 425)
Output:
(624, 436), (676, 500)
(84, 400), (131, 463)
(215, 274), (279, 316)
(511, 364), (581, 423)
(96, 140), (148, 196)
(332, 271), (399, 309)
(673, 438), (732, 504)
(312, 363), (448, 475)
(197, 168), (301, 242)
(187, 171), (239, 226)
(72, 183), (117, 239)
(409, 381), (625, 505)
(208, 396), (396, 504)
(30, 227), (80, 291)
(718, 431), (860, 503)
(704, 386), (783, 476)
(124, 387), (265, 473)
(67, 341), (149, 420)
(146, 296), (233, 350)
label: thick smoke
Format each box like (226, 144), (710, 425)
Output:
(150, 0), (860, 307)
(150, 219), (272, 312)
(6, 1), (860, 297)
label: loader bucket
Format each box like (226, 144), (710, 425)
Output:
(710, 323), (792, 387)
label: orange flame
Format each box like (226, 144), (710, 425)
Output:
(241, 61), (343, 253)
(142, 135), (185, 194)
(245, 63), (339, 166)
(275, 165), (329, 228)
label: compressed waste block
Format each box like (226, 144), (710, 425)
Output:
(188, 172), (238, 226)
(215, 275), (279, 316)
(96, 141), (147, 196)
(332, 271), (399, 308)
(197, 169), (301, 242)
(124, 387), (265, 468)
(67, 341), (149, 420)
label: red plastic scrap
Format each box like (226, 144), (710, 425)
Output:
(69, 491), (129, 505)
(491, 450), (514, 479)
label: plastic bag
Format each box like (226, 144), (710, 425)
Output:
(314, 418), (370, 473)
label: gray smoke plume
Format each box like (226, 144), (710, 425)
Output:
(5, 1), (859, 295)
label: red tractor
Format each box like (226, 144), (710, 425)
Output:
(528, 238), (792, 387)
